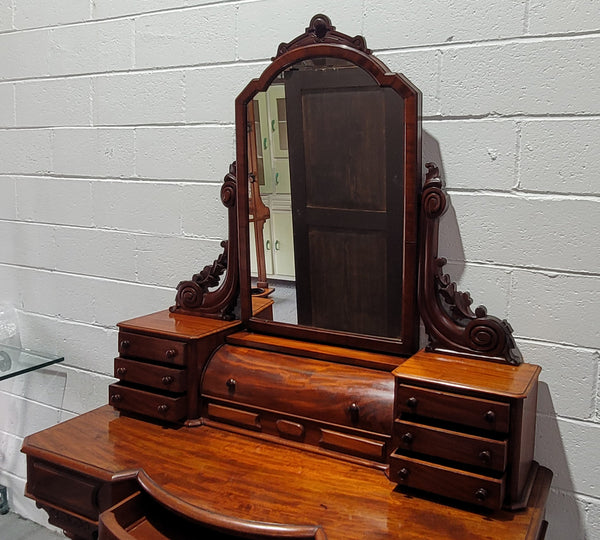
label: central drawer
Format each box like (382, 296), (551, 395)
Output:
(203, 345), (394, 435)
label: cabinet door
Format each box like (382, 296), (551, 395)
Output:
(267, 84), (289, 160)
(252, 93), (274, 195)
(271, 211), (295, 278)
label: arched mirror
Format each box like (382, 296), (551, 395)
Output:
(237, 16), (421, 356)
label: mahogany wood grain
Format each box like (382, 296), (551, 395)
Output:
(394, 419), (508, 472)
(23, 406), (551, 540)
(394, 350), (540, 398)
(397, 384), (510, 432)
(114, 358), (187, 393)
(226, 331), (404, 371)
(202, 345), (394, 434)
(118, 309), (242, 340)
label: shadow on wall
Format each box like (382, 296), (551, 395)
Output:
(422, 130), (465, 280)
(535, 383), (586, 539)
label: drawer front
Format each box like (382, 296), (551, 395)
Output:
(109, 383), (187, 422)
(118, 331), (186, 366)
(397, 384), (510, 432)
(395, 419), (508, 472)
(203, 345), (394, 434)
(390, 452), (505, 510)
(27, 460), (102, 520)
(114, 357), (187, 393)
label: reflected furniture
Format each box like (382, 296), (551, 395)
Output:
(22, 15), (551, 540)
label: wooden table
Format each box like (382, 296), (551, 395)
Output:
(23, 406), (551, 539)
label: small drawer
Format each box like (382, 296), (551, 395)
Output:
(397, 384), (510, 433)
(118, 331), (186, 366)
(27, 460), (102, 520)
(390, 451), (505, 510)
(114, 357), (187, 393)
(395, 419), (508, 472)
(109, 383), (187, 422)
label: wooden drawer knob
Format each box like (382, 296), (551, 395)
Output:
(397, 467), (410, 481)
(110, 393), (122, 403)
(406, 396), (418, 409)
(478, 450), (492, 465)
(401, 432), (414, 445)
(165, 349), (177, 359)
(348, 402), (360, 423)
(116, 367), (127, 376)
(484, 410), (496, 423)
(162, 376), (174, 385)
(120, 340), (130, 350)
(475, 488), (488, 502)
(157, 404), (169, 414)
(226, 378), (236, 390)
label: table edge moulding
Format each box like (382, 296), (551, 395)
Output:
(22, 14), (551, 540)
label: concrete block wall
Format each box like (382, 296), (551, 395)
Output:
(0, 1), (598, 537)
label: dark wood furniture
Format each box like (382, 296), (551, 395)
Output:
(22, 14), (550, 540)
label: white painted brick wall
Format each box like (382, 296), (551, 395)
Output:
(0, 2), (598, 537)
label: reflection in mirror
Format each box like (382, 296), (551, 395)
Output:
(248, 57), (406, 339)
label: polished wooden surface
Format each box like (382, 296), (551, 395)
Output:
(118, 309), (242, 340)
(226, 331), (404, 371)
(24, 406), (551, 540)
(395, 350), (540, 398)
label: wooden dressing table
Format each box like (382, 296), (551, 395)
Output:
(22, 15), (551, 539)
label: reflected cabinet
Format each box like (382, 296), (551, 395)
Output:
(22, 14), (551, 540)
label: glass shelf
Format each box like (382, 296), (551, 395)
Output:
(0, 344), (64, 381)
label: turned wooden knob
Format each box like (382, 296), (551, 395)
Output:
(484, 410), (496, 423)
(162, 376), (174, 385)
(157, 404), (169, 414)
(397, 467), (410, 481)
(401, 432), (414, 445)
(479, 450), (491, 464)
(165, 349), (177, 359)
(116, 367), (127, 376)
(226, 378), (236, 390)
(475, 488), (488, 502)
(406, 396), (418, 409)
(110, 393), (122, 403)
(120, 340), (130, 350)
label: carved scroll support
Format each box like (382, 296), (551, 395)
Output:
(170, 163), (240, 319)
(419, 163), (523, 365)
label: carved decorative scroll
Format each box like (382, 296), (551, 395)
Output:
(274, 14), (370, 59)
(419, 163), (523, 365)
(170, 163), (239, 319)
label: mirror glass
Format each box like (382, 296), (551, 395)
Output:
(247, 57), (406, 340)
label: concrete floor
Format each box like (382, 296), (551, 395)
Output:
(0, 513), (63, 539)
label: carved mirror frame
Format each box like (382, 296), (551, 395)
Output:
(170, 14), (522, 365)
(235, 15), (422, 356)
